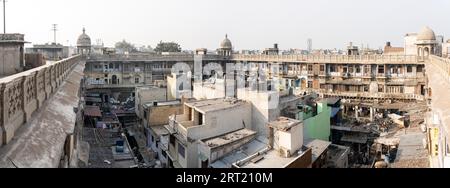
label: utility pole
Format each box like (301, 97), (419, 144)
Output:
(52, 24), (57, 44)
(307, 38), (312, 53)
(3, 0), (6, 34)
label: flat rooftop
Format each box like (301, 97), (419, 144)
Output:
(210, 137), (268, 168)
(203, 129), (256, 149)
(304, 139), (332, 163)
(268, 117), (302, 131)
(150, 125), (170, 137)
(239, 146), (310, 168)
(210, 135), (311, 168)
(185, 98), (247, 113)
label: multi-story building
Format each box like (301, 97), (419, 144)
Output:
(165, 98), (252, 168)
(26, 43), (69, 61)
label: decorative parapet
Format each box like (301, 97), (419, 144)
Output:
(0, 55), (81, 146)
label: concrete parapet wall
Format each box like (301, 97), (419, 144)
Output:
(0, 55), (81, 146)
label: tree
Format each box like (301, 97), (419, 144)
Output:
(154, 41), (182, 53)
(115, 40), (138, 53)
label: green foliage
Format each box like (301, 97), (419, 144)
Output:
(154, 41), (182, 53)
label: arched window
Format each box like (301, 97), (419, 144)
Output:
(424, 47), (430, 57)
(112, 75), (118, 84)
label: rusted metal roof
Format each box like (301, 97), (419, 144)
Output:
(84, 105), (102, 117)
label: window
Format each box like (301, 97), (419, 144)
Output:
(343, 66), (348, 73)
(378, 85), (384, 92)
(308, 81), (313, 88)
(392, 66), (398, 74)
(170, 135), (175, 146)
(135, 77), (140, 84)
(156, 141), (159, 148)
(308, 65), (313, 71)
(407, 66), (413, 73)
(151, 135), (154, 142)
(178, 144), (186, 158)
(364, 65), (370, 74)
(417, 66), (423, 72)
(320, 65), (325, 72)
(378, 66), (384, 74)
(356, 66), (361, 73)
(104, 74), (108, 78)
(330, 65), (336, 72)
(348, 66), (354, 73)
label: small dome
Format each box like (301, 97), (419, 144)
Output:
(220, 34), (232, 49)
(77, 28), (91, 47)
(417, 26), (436, 41)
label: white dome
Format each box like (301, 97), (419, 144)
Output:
(220, 34), (232, 49)
(417, 26), (436, 41)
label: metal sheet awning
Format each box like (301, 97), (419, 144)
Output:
(84, 105), (102, 117)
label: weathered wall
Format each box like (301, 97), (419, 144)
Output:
(135, 86), (167, 119)
(303, 102), (331, 141)
(148, 105), (183, 127)
(275, 124), (303, 153)
(187, 103), (252, 141)
(237, 89), (279, 137)
(25, 53), (46, 70)
(0, 55), (81, 146)
(193, 81), (226, 100)
(0, 44), (24, 76)
(284, 148), (312, 168)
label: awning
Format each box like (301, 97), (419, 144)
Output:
(84, 105), (102, 117)
(85, 97), (102, 103)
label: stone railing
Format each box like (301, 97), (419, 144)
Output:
(232, 54), (423, 64)
(0, 55), (81, 146)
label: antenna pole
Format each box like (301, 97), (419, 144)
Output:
(3, 0), (6, 34)
(52, 24), (58, 44)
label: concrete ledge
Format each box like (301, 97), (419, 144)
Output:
(0, 61), (84, 168)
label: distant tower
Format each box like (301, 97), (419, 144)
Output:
(77, 27), (92, 55)
(218, 34), (233, 56)
(416, 26), (438, 58)
(307, 38), (312, 53)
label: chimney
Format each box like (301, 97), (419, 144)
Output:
(386, 42), (391, 47)
(274, 43), (278, 49)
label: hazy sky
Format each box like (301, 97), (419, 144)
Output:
(7, 0), (450, 50)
